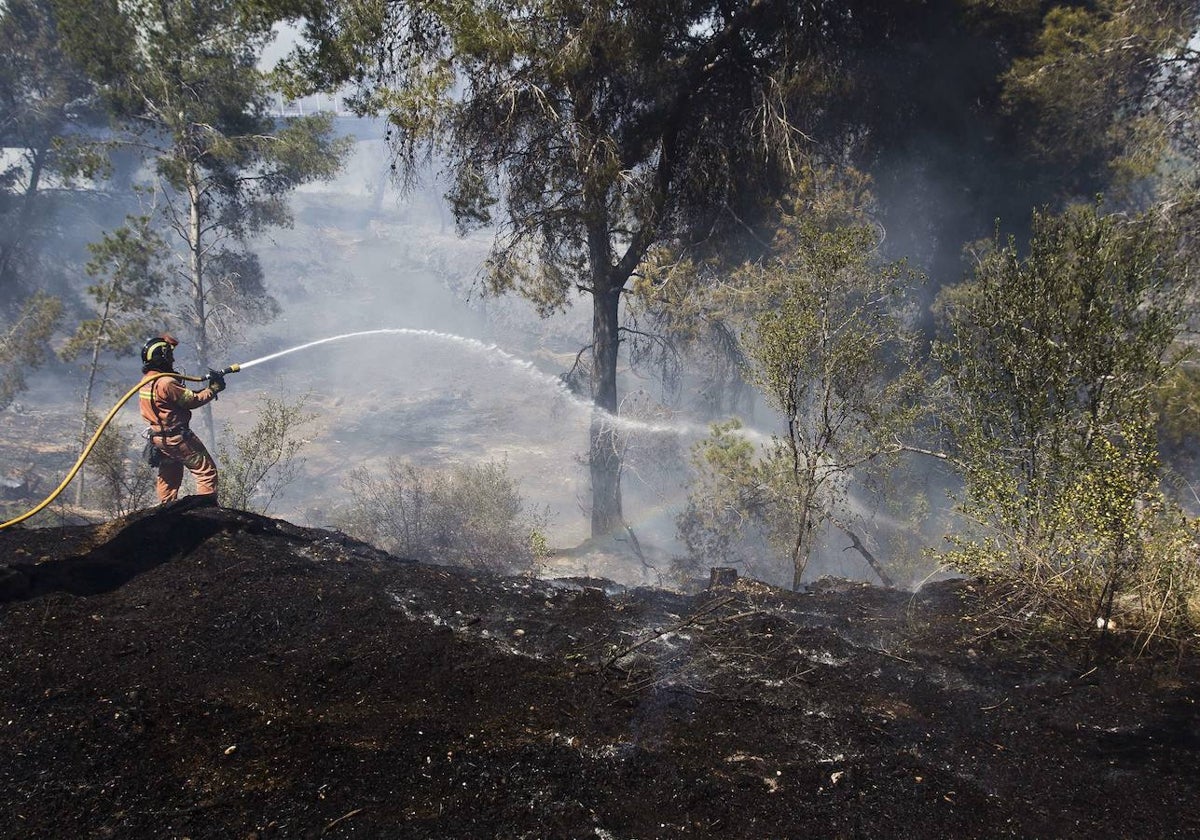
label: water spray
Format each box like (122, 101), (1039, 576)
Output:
(223, 329), (775, 444)
(1, 328), (773, 530)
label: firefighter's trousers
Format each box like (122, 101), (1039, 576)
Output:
(154, 431), (218, 503)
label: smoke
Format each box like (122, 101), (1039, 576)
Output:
(239, 126), (751, 569)
(236, 121), (965, 590)
(11, 116), (947, 589)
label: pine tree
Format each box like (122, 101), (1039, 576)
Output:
(60, 216), (168, 505)
(60, 0), (351, 443)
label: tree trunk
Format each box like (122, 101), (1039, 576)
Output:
(0, 145), (47, 287)
(74, 325), (105, 506)
(836, 522), (896, 588)
(589, 278), (623, 537)
(790, 497), (814, 591)
(185, 164), (217, 447)
(74, 288), (118, 506)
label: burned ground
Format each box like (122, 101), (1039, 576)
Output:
(1, 498), (1198, 839)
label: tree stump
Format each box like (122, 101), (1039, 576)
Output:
(708, 567), (738, 590)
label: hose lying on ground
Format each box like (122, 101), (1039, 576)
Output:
(0, 371), (210, 530)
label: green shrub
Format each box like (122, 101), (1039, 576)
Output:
(217, 393), (314, 514)
(934, 202), (1198, 654)
(84, 415), (155, 517)
(337, 457), (547, 575)
(673, 420), (781, 585)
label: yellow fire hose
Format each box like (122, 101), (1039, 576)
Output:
(0, 371), (211, 530)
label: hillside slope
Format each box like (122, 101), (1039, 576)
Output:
(1, 497), (1197, 839)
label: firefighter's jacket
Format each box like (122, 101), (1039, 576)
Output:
(138, 371), (219, 434)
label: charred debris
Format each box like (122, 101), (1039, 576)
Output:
(1, 499), (1197, 839)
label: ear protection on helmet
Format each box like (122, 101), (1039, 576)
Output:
(141, 335), (177, 371)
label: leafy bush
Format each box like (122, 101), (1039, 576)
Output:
(337, 457), (547, 575)
(83, 415), (155, 517)
(666, 171), (924, 590)
(935, 203), (1199, 653)
(673, 420), (781, 585)
(217, 393), (314, 514)
(946, 488), (1199, 654)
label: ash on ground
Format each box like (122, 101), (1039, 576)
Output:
(1, 498), (1197, 839)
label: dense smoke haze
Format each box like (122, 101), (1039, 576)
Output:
(226, 122), (708, 580)
(0, 116), (1000, 589)
(186, 119), (916, 587)
(4, 1), (1195, 603)
(2, 10), (1198, 838)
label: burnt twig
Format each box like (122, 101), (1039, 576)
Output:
(600, 596), (736, 671)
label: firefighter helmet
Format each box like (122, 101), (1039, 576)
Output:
(140, 334), (178, 372)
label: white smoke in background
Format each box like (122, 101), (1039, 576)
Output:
(217, 121), (949, 588)
(0, 119), (945, 589)
(233, 122), (760, 578)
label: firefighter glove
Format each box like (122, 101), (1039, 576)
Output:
(207, 370), (226, 395)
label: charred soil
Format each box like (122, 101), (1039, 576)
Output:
(1, 498), (1198, 839)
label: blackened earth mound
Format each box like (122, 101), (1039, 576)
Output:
(1, 498), (1197, 839)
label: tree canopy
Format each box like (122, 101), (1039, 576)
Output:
(277, 0), (997, 536)
(55, 0), (350, 441)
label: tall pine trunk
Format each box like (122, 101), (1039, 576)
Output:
(0, 146), (46, 287)
(589, 280), (623, 537)
(585, 181), (624, 539)
(185, 163), (216, 447)
(73, 292), (115, 507)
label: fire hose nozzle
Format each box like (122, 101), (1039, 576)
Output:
(206, 364), (241, 379)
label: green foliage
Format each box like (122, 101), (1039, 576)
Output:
(299, 0), (822, 304)
(674, 167), (926, 589)
(217, 392), (314, 514)
(674, 419), (779, 585)
(61, 216), (167, 365)
(0, 0), (103, 293)
(338, 457), (548, 576)
(935, 200), (1197, 648)
(528, 527), (551, 567)
(1155, 360), (1200, 513)
(1156, 361), (1200, 444)
(59, 215), (168, 504)
(0, 292), (62, 410)
(280, 0), (862, 536)
(935, 202), (1184, 533)
(745, 182), (924, 588)
(1001, 0), (1199, 195)
(81, 413), (155, 518)
(56, 0), (351, 377)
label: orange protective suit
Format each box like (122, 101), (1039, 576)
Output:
(138, 372), (222, 503)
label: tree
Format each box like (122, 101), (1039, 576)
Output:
(998, 0), (1200, 196)
(0, 292), (62, 411)
(709, 174), (923, 589)
(60, 215), (167, 505)
(0, 0), (103, 295)
(994, 0), (1200, 562)
(60, 0), (351, 443)
(674, 419), (779, 585)
(278, 0), (875, 538)
(933, 201), (1195, 640)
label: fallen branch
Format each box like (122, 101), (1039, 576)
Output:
(831, 518), (896, 588)
(324, 808), (365, 834)
(718, 609), (769, 623)
(601, 597), (735, 670)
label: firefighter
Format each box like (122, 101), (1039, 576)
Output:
(138, 333), (227, 503)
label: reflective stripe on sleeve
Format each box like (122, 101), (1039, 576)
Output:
(178, 388), (202, 408)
